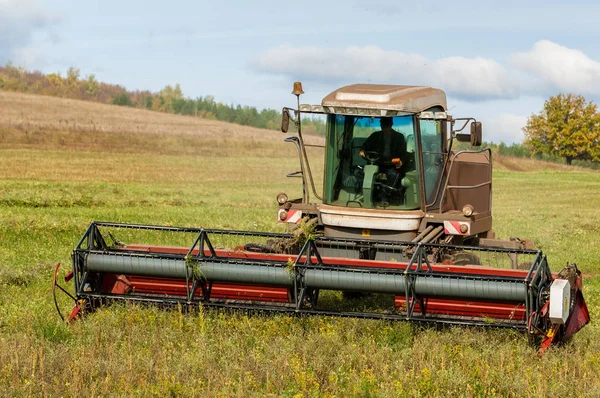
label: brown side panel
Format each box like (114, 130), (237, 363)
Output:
(442, 151), (491, 213)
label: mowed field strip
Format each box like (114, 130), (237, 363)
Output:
(0, 93), (599, 396)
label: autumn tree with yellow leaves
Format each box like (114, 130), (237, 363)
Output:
(524, 94), (600, 165)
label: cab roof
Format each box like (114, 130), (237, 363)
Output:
(321, 84), (447, 113)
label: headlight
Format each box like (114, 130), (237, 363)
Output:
(277, 192), (288, 205)
(462, 204), (474, 217)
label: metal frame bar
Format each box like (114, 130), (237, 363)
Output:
(420, 118), (451, 210)
(403, 243), (432, 319)
(288, 101), (322, 203)
(76, 291), (527, 331)
(284, 136), (308, 203)
(414, 115), (428, 212)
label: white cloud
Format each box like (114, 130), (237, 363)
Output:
(511, 40), (600, 96)
(12, 45), (44, 67)
(431, 56), (515, 101)
(252, 45), (517, 101)
(483, 113), (528, 144)
(253, 41), (600, 102)
(0, 0), (60, 66)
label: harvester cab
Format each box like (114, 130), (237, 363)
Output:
(53, 82), (590, 356)
(279, 83), (493, 253)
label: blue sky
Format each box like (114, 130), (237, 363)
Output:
(2, 0), (600, 143)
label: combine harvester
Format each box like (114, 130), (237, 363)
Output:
(54, 83), (589, 354)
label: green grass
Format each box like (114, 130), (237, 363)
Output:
(0, 131), (599, 397)
(492, 171), (600, 272)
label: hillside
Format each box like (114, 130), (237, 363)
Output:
(493, 153), (594, 172)
(0, 91), (324, 145)
(0, 64), (327, 135)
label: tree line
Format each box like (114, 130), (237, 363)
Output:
(480, 141), (600, 169)
(0, 63), (326, 135)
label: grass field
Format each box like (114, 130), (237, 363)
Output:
(0, 94), (599, 397)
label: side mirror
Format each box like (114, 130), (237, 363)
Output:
(470, 121), (482, 146)
(281, 108), (290, 133)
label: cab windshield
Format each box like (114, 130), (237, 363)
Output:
(323, 115), (420, 210)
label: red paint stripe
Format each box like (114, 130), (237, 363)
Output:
(100, 275), (291, 302)
(395, 296), (526, 320)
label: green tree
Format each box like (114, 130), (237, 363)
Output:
(83, 74), (100, 97)
(153, 84), (184, 113)
(144, 96), (153, 109)
(523, 93), (600, 165)
(179, 99), (197, 115)
(111, 93), (133, 107)
(66, 67), (80, 87)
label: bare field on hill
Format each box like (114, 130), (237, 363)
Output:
(0, 94), (599, 396)
(492, 153), (592, 172)
(0, 90), (324, 145)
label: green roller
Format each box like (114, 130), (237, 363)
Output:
(85, 253), (526, 302)
(413, 276), (526, 302)
(303, 269), (405, 295)
(84, 253), (294, 286)
(303, 269), (526, 302)
(85, 254), (189, 278)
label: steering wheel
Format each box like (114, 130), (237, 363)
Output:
(361, 150), (380, 164)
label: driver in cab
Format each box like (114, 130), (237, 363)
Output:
(359, 116), (408, 178)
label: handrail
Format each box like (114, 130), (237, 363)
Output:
(295, 99), (323, 202)
(284, 136), (308, 203)
(446, 181), (491, 190)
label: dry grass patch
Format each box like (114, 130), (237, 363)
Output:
(0, 91), (324, 145)
(493, 153), (594, 172)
